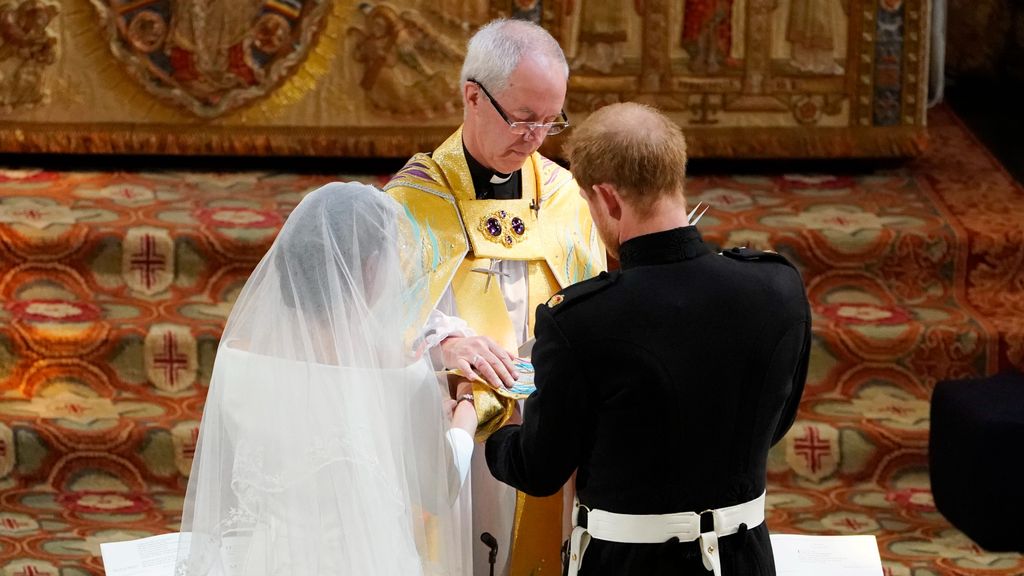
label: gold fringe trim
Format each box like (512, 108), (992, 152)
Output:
(0, 125), (929, 158)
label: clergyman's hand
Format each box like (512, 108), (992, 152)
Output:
(440, 335), (519, 389)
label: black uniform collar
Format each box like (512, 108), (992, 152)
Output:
(463, 142), (522, 200)
(618, 226), (710, 270)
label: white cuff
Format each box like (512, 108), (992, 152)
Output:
(422, 308), (475, 348)
(446, 427), (474, 488)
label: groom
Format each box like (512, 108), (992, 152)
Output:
(486, 103), (811, 575)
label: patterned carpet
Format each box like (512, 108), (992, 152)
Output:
(0, 106), (1022, 575)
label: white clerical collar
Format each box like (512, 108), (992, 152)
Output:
(490, 172), (513, 184)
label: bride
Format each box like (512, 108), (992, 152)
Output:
(176, 182), (476, 575)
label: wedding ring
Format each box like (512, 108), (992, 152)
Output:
(472, 354), (484, 366)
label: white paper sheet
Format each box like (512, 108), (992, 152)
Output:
(101, 532), (258, 576)
(100, 532), (187, 576)
(771, 534), (885, 576)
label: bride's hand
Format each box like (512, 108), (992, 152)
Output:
(451, 393), (477, 437)
(442, 397), (457, 420)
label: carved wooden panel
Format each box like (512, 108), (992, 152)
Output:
(0, 0), (929, 158)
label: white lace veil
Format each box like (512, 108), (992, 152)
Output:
(176, 182), (470, 575)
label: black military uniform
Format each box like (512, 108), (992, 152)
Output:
(486, 226), (811, 576)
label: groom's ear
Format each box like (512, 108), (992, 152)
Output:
(592, 183), (623, 221)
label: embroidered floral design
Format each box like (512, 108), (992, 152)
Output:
(5, 300), (102, 323)
(886, 488), (935, 511)
(0, 200), (78, 229)
(194, 207), (282, 229)
(58, 492), (153, 514)
(820, 303), (912, 325)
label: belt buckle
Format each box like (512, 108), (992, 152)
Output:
(698, 509), (715, 534)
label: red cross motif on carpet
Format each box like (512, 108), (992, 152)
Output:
(786, 423), (839, 481)
(14, 565), (53, 576)
(880, 404), (913, 416)
(173, 422), (202, 476)
(100, 184), (154, 202)
(183, 427), (198, 460)
(13, 208), (42, 221)
(886, 488), (936, 511)
(821, 512), (880, 533)
(826, 215), (853, 228)
(155, 333), (187, 388)
(841, 517), (867, 530)
(0, 513), (36, 533)
(794, 427), (830, 471)
(694, 188), (754, 210)
(113, 188), (141, 200)
(62, 402), (86, 416)
(0, 201), (77, 230)
(123, 227), (174, 296)
(145, 325), (197, 392)
(131, 235), (164, 288)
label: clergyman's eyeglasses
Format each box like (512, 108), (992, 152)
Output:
(468, 78), (570, 136)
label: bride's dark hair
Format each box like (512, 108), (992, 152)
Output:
(274, 184), (397, 316)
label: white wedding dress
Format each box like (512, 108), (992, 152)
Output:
(176, 183), (472, 576)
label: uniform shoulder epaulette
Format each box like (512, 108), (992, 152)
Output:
(720, 246), (797, 269)
(545, 270), (620, 313)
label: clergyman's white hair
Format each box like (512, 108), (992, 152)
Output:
(459, 18), (569, 95)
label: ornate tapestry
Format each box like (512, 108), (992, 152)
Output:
(0, 0), (930, 158)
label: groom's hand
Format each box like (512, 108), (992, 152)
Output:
(440, 335), (519, 390)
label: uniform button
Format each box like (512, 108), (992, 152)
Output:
(707, 545), (715, 553)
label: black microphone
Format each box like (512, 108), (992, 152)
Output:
(480, 532), (498, 576)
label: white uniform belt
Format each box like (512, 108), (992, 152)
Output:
(566, 491), (766, 576)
